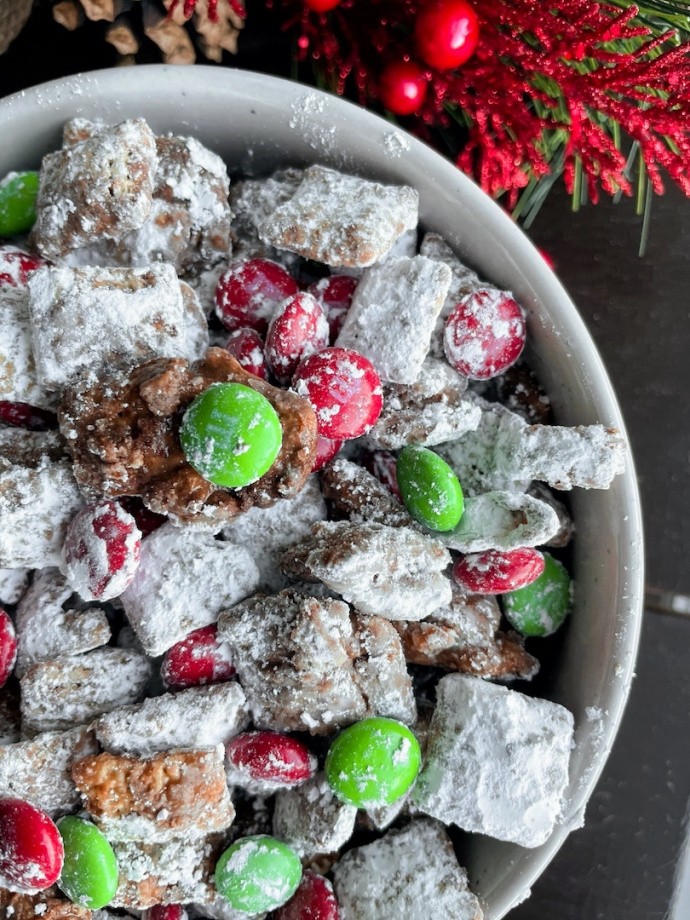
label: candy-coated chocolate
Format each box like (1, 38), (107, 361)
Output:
(0, 798), (64, 893)
(325, 717), (421, 808)
(273, 869), (340, 920)
(503, 552), (572, 637)
(444, 288), (525, 380)
(161, 624), (235, 690)
(57, 815), (118, 909)
(453, 547), (545, 595)
(225, 327), (268, 379)
(215, 258), (299, 333)
(312, 436), (343, 472)
(0, 400), (56, 431)
(396, 445), (464, 531)
(307, 275), (358, 341)
(226, 731), (316, 787)
(180, 382), (282, 488)
(214, 835), (302, 913)
(0, 609), (17, 688)
(265, 292), (329, 384)
(0, 172), (39, 238)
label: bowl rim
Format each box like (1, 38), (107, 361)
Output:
(0, 65), (645, 917)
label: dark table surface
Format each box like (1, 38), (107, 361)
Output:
(2, 5), (689, 918)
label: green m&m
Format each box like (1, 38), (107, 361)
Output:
(180, 382), (282, 489)
(396, 445), (464, 532)
(325, 717), (422, 809)
(503, 552), (572, 637)
(57, 816), (118, 909)
(214, 835), (302, 913)
(0, 171), (39, 237)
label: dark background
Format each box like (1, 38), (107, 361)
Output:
(2, 4), (689, 917)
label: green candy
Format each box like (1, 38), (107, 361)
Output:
(503, 552), (572, 637)
(180, 382), (282, 489)
(57, 816), (118, 910)
(396, 445), (464, 532)
(0, 171), (39, 237)
(325, 717), (422, 808)
(214, 835), (302, 913)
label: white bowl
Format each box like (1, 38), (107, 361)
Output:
(0, 66), (644, 918)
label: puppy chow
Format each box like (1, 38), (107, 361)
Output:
(336, 256), (452, 383)
(0, 726), (97, 816)
(72, 746), (235, 843)
(272, 773), (357, 859)
(19, 647), (151, 736)
(120, 522), (260, 656)
(95, 682), (249, 756)
(332, 818), (483, 919)
(259, 165), (418, 268)
(27, 264), (208, 391)
(412, 674), (574, 847)
(281, 521), (452, 621)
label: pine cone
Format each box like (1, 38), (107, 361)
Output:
(0, 0), (33, 55)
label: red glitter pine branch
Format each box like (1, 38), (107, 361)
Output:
(273, 0), (690, 210)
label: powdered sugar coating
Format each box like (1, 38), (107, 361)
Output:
(351, 614), (417, 725)
(332, 818), (483, 919)
(14, 568), (110, 676)
(95, 682), (249, 756)
(281, 521), (452, 621)
(221, 476), (327, 592)
(336, 256), (451, 384)
(412, 674), (574, 847)
(259, 165), (419, 269)
(27, 264), (209, 392)
(0, 727), (98, 817)
(121, 523), (260, 656)
(440, 490), (560, 553)
(0, 453), (83, 570)
(19, 647), (151, 736)
(230, 167), (304, 264)
(0, 287), (54, 410)
(320, 458), (413, 528)
(32, 118), (157, 262)
(0, 568), (30, 605)
(272, 773), (357, 859)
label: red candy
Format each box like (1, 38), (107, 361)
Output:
(118, 496), (167, 538)
(273, 870), (340, 920)
(62, 500), (141, 601)
(292, 347), (382, 441)
(312, 436), (343, 472)
(0, 246), (43, 287)
(0, 798), (64, 893)
(265, 292), (329, 384)
(453, 548), (545, 595)
(443, 289), (526, 380)
(0, 401), (57, 431)
(0, 610), (17, 689)
(226, 731), (316, 788)
(215, 258), (299, 333)
(161, 624), (235, 690)
(225, 327), (268, 379)
(145, 907), (187, 920)
(307, 275), (358, 341)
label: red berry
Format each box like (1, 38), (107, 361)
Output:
(312, 436), (343, 472)
(226, 731), (316, 789)
(118, 496), (167, 538)
(273, 870), (340, 920)
(443, 289), (526, 380)
(161, 624), (235, 690)
(0, 401), (57, 431)
(361, 449), (402, 501)
(453, 548), (545, 594)
(265, 292), (329, 384)
(225, 327), (268, 379)
(379, 59), (429, 116)
(215, 259), (299, 333)
(307, 275), (358, 341)
(145, 907), (188, 920)
(62, 500), (141, 601)
(415, 0), (480, 72)
(0, 610), (17, 689)
(292, 347), (382, 441)
(0, 247), (43, 287)
(0, 798), (64, 893)
(304, 0), (341, 10)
